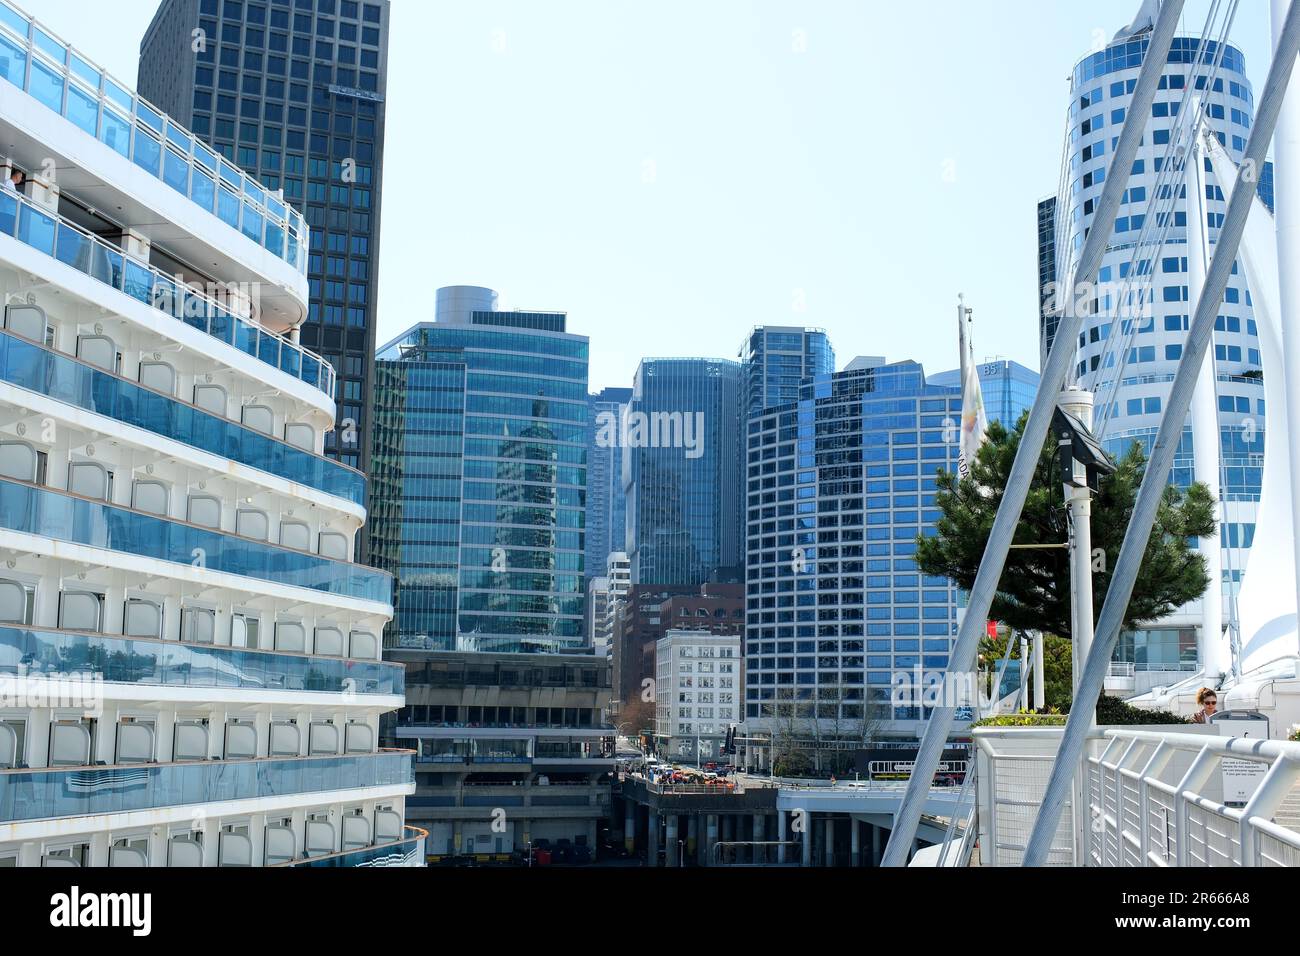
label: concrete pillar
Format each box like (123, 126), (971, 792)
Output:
(123, 228), (152, 260)
(705, 814), (718, 867)
(687, 814), (698, 858)
(872, 823), (882, 867)
(647, 810), (659, 867)
(824, 817), (835, 867)
(665, 814), (679, 868)
(850, 818), (861, 867)
(801, 814), (812, 867)
(753, 813), (766, 865)
(777, 810), (787, 864)
(624, 799), (636, 853)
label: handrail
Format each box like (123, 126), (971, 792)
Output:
(0, 326), (361, 500)
(0, 0), (309, 274)
(0, 474), (393, 603)
(1083, 729), (1300, 867)
(0, 746), (415, 777)
(0, 187), (334, 399)
(275, 825), (429, 867)
(0, 621), (403, 695)
(935, 763), (979, 866)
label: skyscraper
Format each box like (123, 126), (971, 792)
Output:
(739, 325), (835, 421)
(623, 357), (743, 587)
(0, 0), (416, 866)
(586, 385), (632, 577)
(137, 0), (390, 491)
(1036, 196), (1059, 364)
(370, 286), (590, 654)
(926, 358), (1040, 428)
(1049, 29), (1271, 657)
(743, 358), (1038, 753)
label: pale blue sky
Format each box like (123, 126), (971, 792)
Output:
(36, 0), (1277, 390)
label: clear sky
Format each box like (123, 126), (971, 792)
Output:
(34, 0), (1278, 391)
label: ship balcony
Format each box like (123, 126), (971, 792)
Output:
(0, 475), (392, 608)
(0, 325), (364, 514)
(0, 749), (413, 826)
(0, 804), (417, 866)
(0, 622), (404, 702)
(0, 187), (334, 405)
(0, 0), (309, 313)
(278, 825), (427, 867)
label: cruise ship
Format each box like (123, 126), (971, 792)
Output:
(0, 1), (420, 866)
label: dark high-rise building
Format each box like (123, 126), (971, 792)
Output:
(137, 0), (390, 495)
(1036, 196), (1058, 366)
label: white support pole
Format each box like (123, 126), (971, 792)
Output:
(1060, 389), (1096, 864)
(1187, 122), (1225, 681)
(1033, 631), (1046, 711)
(1019, 635), (1029, 706)
(1272, 0), (1300, 636)
(1059, 388), (1097, 712)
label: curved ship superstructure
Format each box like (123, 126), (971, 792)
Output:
(0, 0), (418, 867)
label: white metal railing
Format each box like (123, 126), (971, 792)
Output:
(974, 727), (1079, 866)
(934, 761), (979, 867)
(1086, 730), (1300, 867)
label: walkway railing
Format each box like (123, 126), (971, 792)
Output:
(1087, 730), (1300, 867)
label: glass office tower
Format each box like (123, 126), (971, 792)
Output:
(137, 0), (390, 490)
(926, 359), (1040, 428)
(586, 386), (633, 579)
(371, 287), (590, 653)
(743, 358), (1038, 743)
(623, 358), (743, 587)
(739, 326), (835, 421)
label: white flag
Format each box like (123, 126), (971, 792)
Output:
(956, 297), (988, 482)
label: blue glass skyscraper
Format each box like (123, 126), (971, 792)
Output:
(624, 358), (743, 587)
(744, 357), (1038, 743)
(926, 359), (1040, 428)
(371, 287), (589, 653)
(739, 326), (835, 421)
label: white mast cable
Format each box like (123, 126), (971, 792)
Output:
(1088, 0), (1239, 437)
(1084, 0), (1234, 411)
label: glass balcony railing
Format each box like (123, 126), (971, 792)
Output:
(0, 750), (413, 823)
(0, 0), (308, 275)
(0, 189), (334, 400)
(0, 477), (393, 604)
(0, 330), (362, 506)
(0, 623), (404, 696)
(281, 826), (427, 867)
